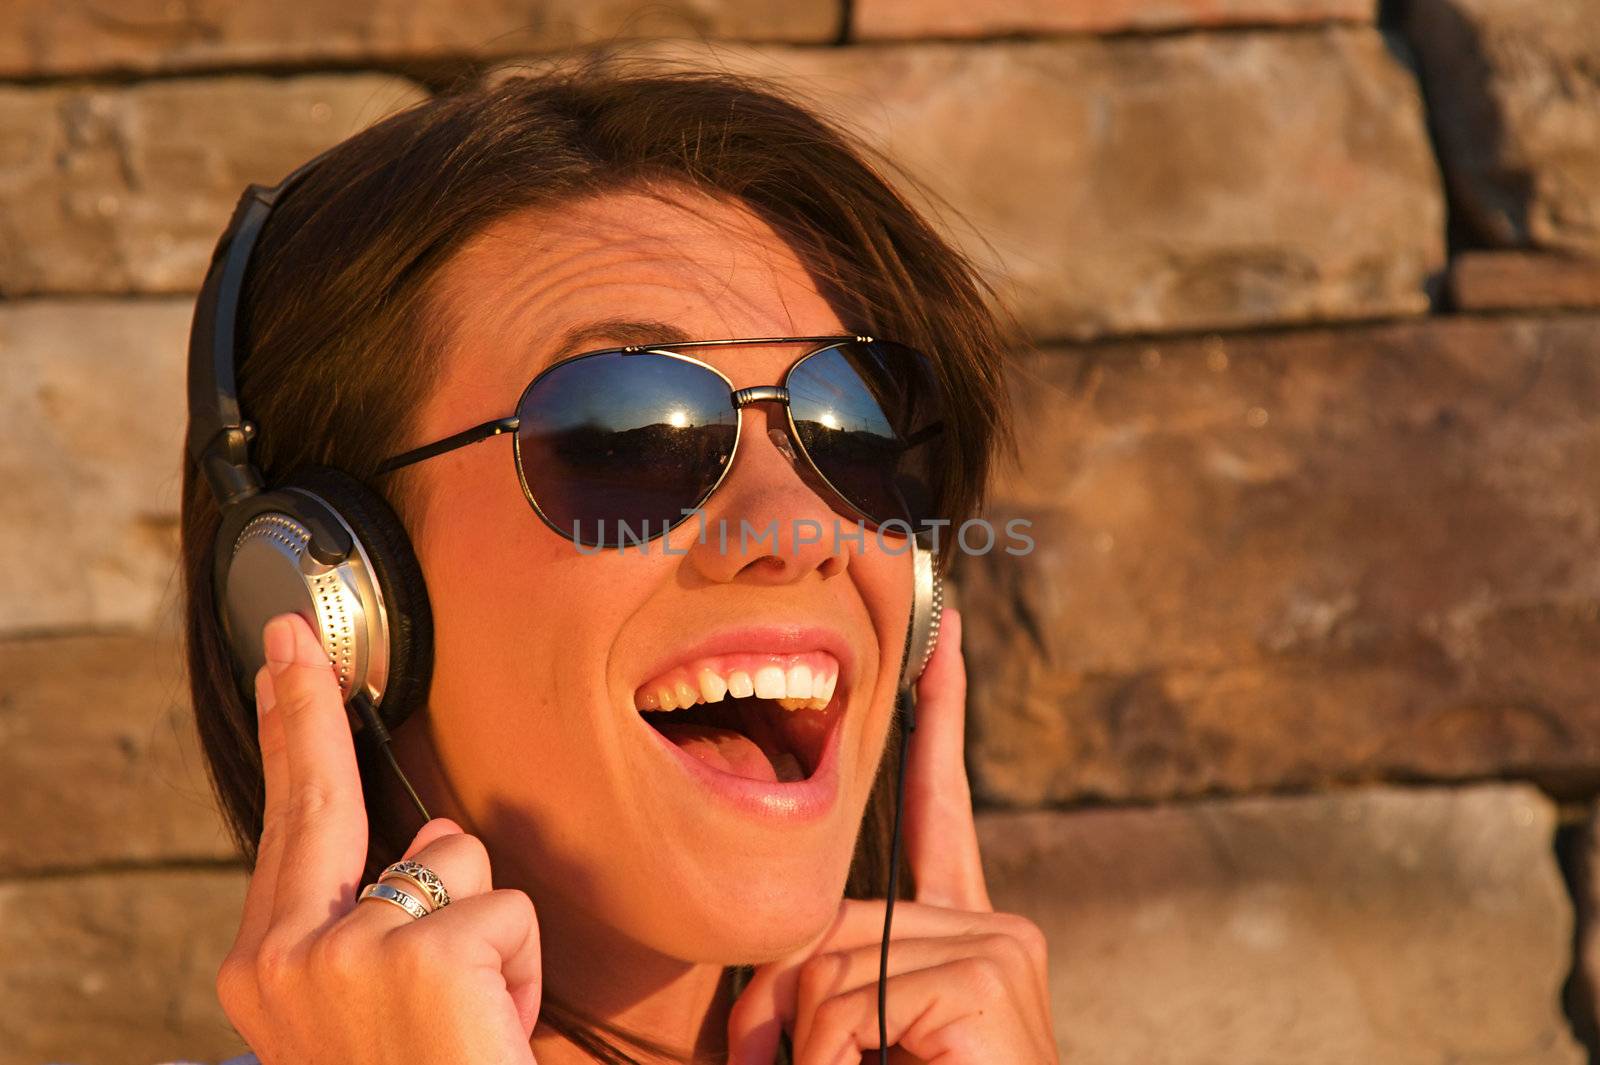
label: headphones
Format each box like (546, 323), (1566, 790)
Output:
(187, 150), (945, 815)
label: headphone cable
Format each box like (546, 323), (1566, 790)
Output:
(352, 692), (432, 823)
(880, 685), (916, 1063)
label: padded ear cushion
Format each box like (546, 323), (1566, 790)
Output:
(278, 465), (434, 733)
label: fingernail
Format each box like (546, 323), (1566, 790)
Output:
(254, 665), (276, 717)
(263, 616), (294, 676)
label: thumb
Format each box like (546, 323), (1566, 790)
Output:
(726, 965), (785, 1065)
(726, 906), (846, 1064)
(403, 816), (465, 858)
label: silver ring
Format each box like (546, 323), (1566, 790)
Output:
(380, 859), (452, 911)
(359, 881), (430, 920)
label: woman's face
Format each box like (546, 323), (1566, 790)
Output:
(398, 188), (913, 965)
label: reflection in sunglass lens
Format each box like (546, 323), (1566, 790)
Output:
(786, 341), (945, 528)
(515, 352), (736, 546)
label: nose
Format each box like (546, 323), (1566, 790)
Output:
(678, 401), (853, 585)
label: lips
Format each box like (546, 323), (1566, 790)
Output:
(638, 693), (847, 823)
(631, 631), (854, 785)
(636, 666), (843, 781)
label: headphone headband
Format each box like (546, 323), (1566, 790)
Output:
(187, 139), (433, 738)
(185, 144), (343, 508)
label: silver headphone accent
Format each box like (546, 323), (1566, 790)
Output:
(220, 488), (392, 717)
(898, 537), (944, 691)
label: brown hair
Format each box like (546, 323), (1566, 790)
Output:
(180, 51), (1017, 1064)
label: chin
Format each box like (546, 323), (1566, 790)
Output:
(653, 860), (849, 964)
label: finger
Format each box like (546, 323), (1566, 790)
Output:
(729, 904), (849, 1065)
(265, 612), (370, 936)
(348, 828), (495, 931)
(904, 608), (992, 912)
(729, 899), (994, 1065)
(727, 964), (788, 1065)
(232, 664), (289, 956)
(403, 817), (467, 859)
(789, 935), (988, 1059)
(791, 930), (1053, 1060)
(389, 888), (544, 1035)
(795, 957), (1036, 1065)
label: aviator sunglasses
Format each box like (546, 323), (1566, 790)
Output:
(375, 335), (948, 548)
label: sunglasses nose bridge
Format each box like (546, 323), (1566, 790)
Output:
(721, 385), (853, 528)
(728, 383), (799, 467)
(730, 384), (789, 408)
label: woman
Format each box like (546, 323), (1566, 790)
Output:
(180, 55), (1057, 1064)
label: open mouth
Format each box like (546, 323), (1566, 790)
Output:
(634, 654), (843, 784)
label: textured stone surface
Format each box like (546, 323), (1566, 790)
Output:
(1405, 0), (1600, 257)
(856, 0), (1371, 40)
(504, 31), (1445, 339)
(0, 869), (249, 1065)
(1575, 802), (1600, 1050)
(1450, 251), (1600, 311)
(0, 615), (238, 875)
(978, 784), (1583, 1065)
(0, 74), (427, 295)
(0, 298), (194, 635)
(0, 0), (836, 78)
(960, 316), (1600, 804)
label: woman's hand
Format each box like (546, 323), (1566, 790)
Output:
(215, 613), (543, 1065)
(727, 609), (1059, 1064)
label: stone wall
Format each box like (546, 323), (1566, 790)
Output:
(2, 1), (1597, 1062)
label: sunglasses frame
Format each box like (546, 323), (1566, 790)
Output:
(375, 335), (940, 546)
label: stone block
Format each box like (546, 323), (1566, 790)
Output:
(1574, 801), (1600, 1049)
(1404, 0), (1600, 257)
(0, 614), (238, 875)
(960, 316), (1600, 804)
(0, 869), (249, 1065)
(590, 32), (1445, 339)
(0, 298), (193, 635)
(1450, 251), (1600, 312)
(977, 784), (1583, 1064)
(856, 0), (1371, 40)
(0, 0), (836, 78)
(0, 74), (427, 295)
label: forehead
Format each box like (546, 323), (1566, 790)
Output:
(426, 189), (845, 402)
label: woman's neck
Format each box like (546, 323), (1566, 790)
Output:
(524, 881), (735, 1063)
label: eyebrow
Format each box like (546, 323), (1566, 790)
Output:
(545, 317), (696, 363)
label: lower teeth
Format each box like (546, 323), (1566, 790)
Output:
(770, 751), (805, 782)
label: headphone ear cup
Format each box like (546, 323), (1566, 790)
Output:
(277, 466), (434, 733)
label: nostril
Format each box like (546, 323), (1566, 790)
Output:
(737, 554), (788, 579)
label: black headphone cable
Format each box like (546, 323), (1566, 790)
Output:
(351, 691), (432, 823)
(880, 684), (916, 1064)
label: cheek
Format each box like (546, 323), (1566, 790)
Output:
(845, 540), (918, 780)
(859, 539), (916, 672)
(408, 464), (648, 795)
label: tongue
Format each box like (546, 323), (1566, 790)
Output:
(654, 722), (803, 783)
(656, 722), (775, 782)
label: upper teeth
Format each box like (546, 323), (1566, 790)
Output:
(637, 659), (839, 712)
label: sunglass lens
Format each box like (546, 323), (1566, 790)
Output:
(515, 352), (736, 546)
(786, 341), (945, 529)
